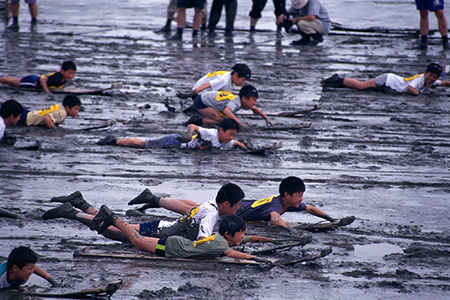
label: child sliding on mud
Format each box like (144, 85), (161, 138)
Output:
(184, 85), (273, 129)
(128, 176), (338, 232)
(96, 118), (247, 151)
(177, 63), (252, 99)
(321, 63), (450, 95)
(17, 95), (81, 129)
(0, 246), (59, 290)
(0, 61), (77, 93)
(43, 183), (245, 242)
(91, 211), (274, 262)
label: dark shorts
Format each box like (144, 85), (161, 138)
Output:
(146, 134), (182, 148)
(415, 0), (444, 11)
(17, 109), (30, 126)
(155, 238), (167, 257)
(11, 0), (37, 4)
(20, 75), (39, 88)
(249, 0), (268, 19)
(193, 95), (208, 109)
(139, 220), (161, 237)
(178, 0), (205, 9)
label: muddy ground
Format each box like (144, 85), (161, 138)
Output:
(1, 0), (449, 299)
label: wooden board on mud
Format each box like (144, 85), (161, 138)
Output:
(289, 216), (356, 231)
(73, 248), (260, 265)
(0, 280), (122, 299)
(0, 82), (123, 95)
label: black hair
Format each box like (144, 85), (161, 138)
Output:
(426, 63), (443, 78)
(61, 60), (77, 71)
(215, 183), (245, 206)
(0, 99), (24, 119)
(62, 95), (81, 108)
(231, 63), (251, 79)
(7, 246), (38, 270)
(218, 118), (239, 132)
(279, 176), (306, 196)
(219, 214), (246, 237)
(239, 85), (258, 99)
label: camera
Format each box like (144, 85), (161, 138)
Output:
(282, 16), (293, 32)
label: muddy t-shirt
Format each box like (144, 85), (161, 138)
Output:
(199, 91), (241, 114)
(0, 261), (25, 289)
(237, 195), (307, 222)
(36, 72), (66, 90)
(25, 104), (67, 126)
(386, 73), (441, 93)
(181, 127), (236, 150)
(165, 234), (250, 258)
(0, 118), (5, 140)
(157, 200), (220, 240)
(192, 71), (233, 94)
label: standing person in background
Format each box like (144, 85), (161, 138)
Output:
(415, 0), (449, 49)
(249, 0), (287, 37)
(208, 0), (238, 37)
(6, 0), (38, 30)
(158, 0), (209, 33)
(169, 0), (206, 40)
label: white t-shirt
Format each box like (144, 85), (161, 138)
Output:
(386, 73), (441, 93)
(158, 199), (220, 239)
(0, 261), (25, 289)
(199, 91), (241, 114)
(193, 71), (233, 94)
(0, 118), (5, 140)
(181, 127), (236, 150)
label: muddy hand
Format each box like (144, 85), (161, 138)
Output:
(252, 256), (273, 265)
(176, 91), (197, 99)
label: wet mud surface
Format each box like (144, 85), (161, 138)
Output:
(1, 0), (450, 299)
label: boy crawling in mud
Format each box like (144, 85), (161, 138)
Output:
(177, 63), (252, 99)
(96, 118), (247, 151)
(184, 85), (273, 129)
(0, 60), (77, 93)
(90, 211), (273, 262)
(128, 176), (337, 231)
(0, 246), (59, 290)
(43, 183), (245, 242)
(17, 95), (81, 129)
(321, 63), (450, 95)
(236, 176), (337, 230)
(0, 100), (23, 142)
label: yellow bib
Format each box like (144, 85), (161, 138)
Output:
(403, 74), (421, 82)
(38, 104), (61, 116)
(206, 71), (228, 78)
(193, 234), (217, 247)
(179, 206), (200, 222)
(251, 195), (278, 208)
(216, 91), (237, 102)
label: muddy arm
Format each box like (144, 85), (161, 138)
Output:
(269, 211), (289, 228)
(407, 85), (419, 95)
(248, 235), (274, 243)
(34, 266), (59, 287)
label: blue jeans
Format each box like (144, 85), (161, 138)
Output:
(146, 134), (182, 148)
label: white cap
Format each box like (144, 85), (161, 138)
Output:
(291, 0), (308, 9)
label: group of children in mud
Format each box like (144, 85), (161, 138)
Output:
(1, 57), (450, 289)
(2, 175), (333, 289)
(2, 60), (449, 149)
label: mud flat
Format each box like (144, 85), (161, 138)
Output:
(1, 0), (449, 299)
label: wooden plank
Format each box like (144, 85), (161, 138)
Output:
(0, 280), (122, 299)
(73, 248), (260, 265)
